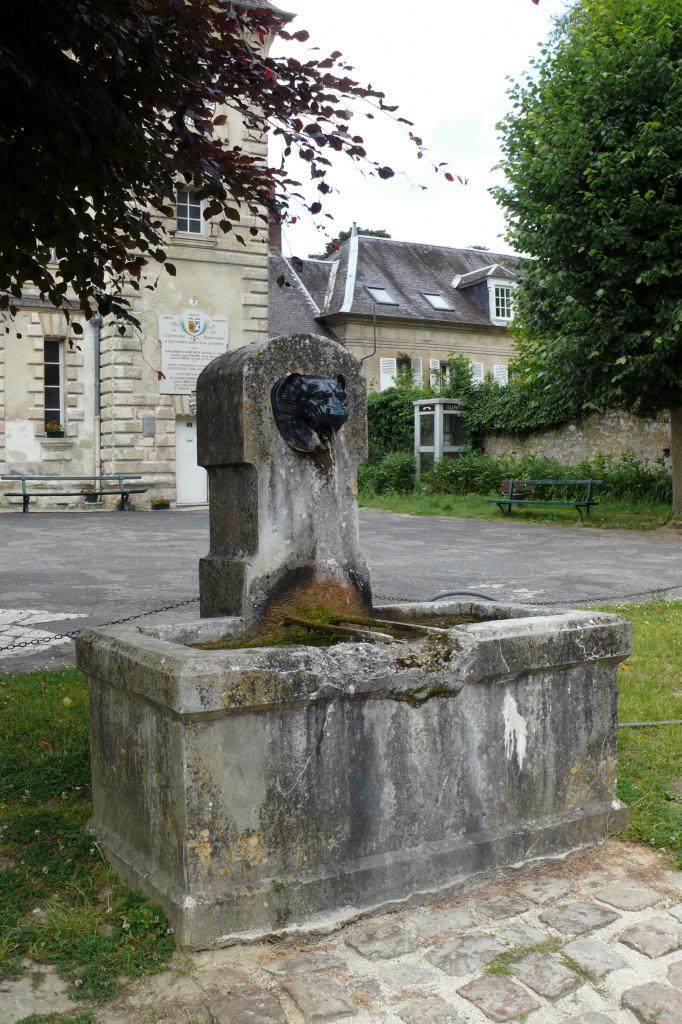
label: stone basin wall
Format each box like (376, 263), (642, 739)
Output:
(76, 599), (630, 948)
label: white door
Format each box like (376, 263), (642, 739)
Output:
(175, 418), (208, 505)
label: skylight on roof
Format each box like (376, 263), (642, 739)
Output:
(366, 286), (398, 305)
(423, 292), (454, 311)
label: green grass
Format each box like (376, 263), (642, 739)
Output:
(16, 1014), (97, 1024)
(603, 601), (682, 866)
(359, 490), (672, 530)
(0, 668), (174, 1001)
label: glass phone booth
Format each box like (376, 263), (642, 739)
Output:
(413, 398), (469, 482)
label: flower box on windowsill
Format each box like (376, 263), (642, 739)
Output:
(45, 430), (65, 439)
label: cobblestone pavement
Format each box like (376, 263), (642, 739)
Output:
(5, 842), (682, 1024)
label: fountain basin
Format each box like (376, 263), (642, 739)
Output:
(76, 598), (630, 948)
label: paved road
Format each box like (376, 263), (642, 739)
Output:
(2, 507), (681, 673)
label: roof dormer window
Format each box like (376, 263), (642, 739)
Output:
(366, 286), (398, 305)
(494, 285), (513, 321)
(423, 292), (454, 311)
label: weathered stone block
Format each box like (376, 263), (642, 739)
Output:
(412, 907), (476, 939)
(595, 883), (661, 911)
(518, 878), (572, 904)
(196, 333), (370, 622)
(425, 934), (504, 976)
(619, 917), (682, 958)
(496, 922), (549, 948)
(345, 921), (418, 960)
(562, 936), (628, 977)
(539, 901), (619, 935)
(396, 995), (465, 1024)
(478, 895), (530, 920)
(282, 976), (358, 1021)
(621, 982), (682, 1024)
(509, 951), (582, 999)
(77, 597), (630, 949)
(457, 975), (540, 1022)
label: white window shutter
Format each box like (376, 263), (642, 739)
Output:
(429, 359), (441, 389)
(492, 363), (509, 385)
(470, 361), (484, 387)
(379, 357), (397, 391)
(411, 357), (423, 387)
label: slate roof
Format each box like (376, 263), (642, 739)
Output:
(268, 235), (522, 338)
(269, 250), (336, 339)
(322, 236), (521, 327)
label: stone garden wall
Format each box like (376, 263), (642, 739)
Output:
(483, 409), (672, 467)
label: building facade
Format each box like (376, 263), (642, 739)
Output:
(269, 227), (520, 393)
(0, 73), (272, 512)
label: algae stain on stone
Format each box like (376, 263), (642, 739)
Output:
(271, 879), (291, 929)
(503, 690), (528, 771)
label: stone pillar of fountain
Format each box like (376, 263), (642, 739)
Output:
(196, 332), (371, 625)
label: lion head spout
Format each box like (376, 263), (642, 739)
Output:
(271, 373), (348, 453)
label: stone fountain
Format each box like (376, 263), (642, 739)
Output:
(76, 332), (630, 948)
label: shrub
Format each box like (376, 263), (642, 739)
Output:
(367, 386), (425, 460)
(590, 452), (672, 503)
(358, 452), (415, 493)
(426, 452), (512, 495)
(358, 449), (672, 505)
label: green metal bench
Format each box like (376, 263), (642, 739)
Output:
(489, 478), (602, 521)
(2, 474), (147, 512)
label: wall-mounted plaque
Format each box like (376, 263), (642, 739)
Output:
(159, 311), (228, 395)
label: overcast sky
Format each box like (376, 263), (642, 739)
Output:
(270, 0), (570, 259)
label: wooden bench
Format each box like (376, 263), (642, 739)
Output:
(2, 474), (147, 512)
(489, 478), (602, 521)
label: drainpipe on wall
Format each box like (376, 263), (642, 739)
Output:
(93, 314), (102, 477)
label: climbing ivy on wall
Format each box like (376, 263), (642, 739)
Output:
(366, 357), (583, 461)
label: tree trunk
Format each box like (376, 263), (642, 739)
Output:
(671, 406), (682, 516)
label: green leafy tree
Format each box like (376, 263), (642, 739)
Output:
(308, 226), (391, 260)
(494, 0), (682, 512)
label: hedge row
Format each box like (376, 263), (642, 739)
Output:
(358, 450), (672, 505)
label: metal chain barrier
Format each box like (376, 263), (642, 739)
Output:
(376, 582), (682, 607)
(0, 596), (199, 654)
(2, 582), (681, 656)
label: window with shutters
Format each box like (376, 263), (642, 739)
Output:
(492, 363), (509, 385)
(379, 357), (397, 392)
(430, 359), (451, 390)
(43, 339), (64, 431)
(470, 362), (484, 387)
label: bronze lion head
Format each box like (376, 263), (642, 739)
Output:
(271, 373), (348, 453)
